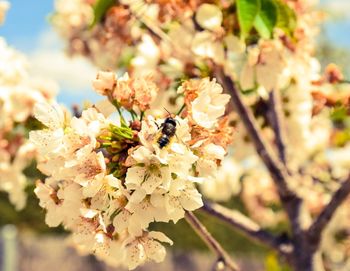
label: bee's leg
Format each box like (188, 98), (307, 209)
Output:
(153, 121), (161, 129)
(174, 132), (187, 146)
(163, 107), (172, 116)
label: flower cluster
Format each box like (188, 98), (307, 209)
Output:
(51, 0), (246, 82)
(48, 1), (350, 269)
(31, 73), (232, 269)
(52, 0), (137, 69)
(93, 71), (158, 112)
(0, 5), (58, 210)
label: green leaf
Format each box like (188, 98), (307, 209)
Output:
(275, 0), (297, 35)
(254, 0), (278, 39)
(237, 0), (261, 38)
(254, 15), (271, 38)
(90, 0), (115, 28)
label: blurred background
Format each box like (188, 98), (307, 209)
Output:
(0, 0), (349, 270)
(0, 0), (349, 106)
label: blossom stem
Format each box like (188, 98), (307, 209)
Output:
(176, 103), (186, 116)
(129, 110), (136, 121)
(112, 100), (127, 126)
(202, 201), (293, 258)
(308, 174), (350, 247)
(185, 211), (240, 271)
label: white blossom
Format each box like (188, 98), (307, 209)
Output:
(189, 78), (230, 129)
(196, 4), (223, 31)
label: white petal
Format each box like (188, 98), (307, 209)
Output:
(45, 209), (63, 227)
(143, 238), (166, 263)
(148, 231), (173, 245)
(204, 143), (226, 160)
(107, 175), (121, 188)
(150, 193), (164, 207)
(170, 143), (185, 154)
(188, 176), (205, 184)
(125, 241), (146, 270)
(128, 219), (144, 237)
(113, 209), (130, 233)
(80, 208), (98, 218)
(29, 129), (64, 154)
(196, 4), (223, 31)
(129, 188), (146, 203)
(179, 189), (203, 211)
(125, 166), (145, 186)
(33, 102), (64, 129)
(142, 173), (163, 194)
(82, 178), (103, 197)
(132, 146), (153, 163)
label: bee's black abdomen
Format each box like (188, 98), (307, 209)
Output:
(157, 116), (177, 148)
(161, 119), (176, 136)
(158, 135), (169, 148)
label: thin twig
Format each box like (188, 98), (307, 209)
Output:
(185, 211), (240, 271)
(268, 89), (288, 166)
(202, 201), (293, 257)
(308, 174), (350, 246)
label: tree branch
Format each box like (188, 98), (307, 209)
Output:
(202, 201), (293, 257)
(268, 89), (288, 166)
(213, 65), (300, 208)
(185, 211), (240, 271)
(308, 174), (350, 246)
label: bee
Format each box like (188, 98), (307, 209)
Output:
(157, 116), (177, 149)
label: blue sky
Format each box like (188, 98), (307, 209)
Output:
(0, 1), (53, 52)
(325, 21), (350, 48)
(0, 0), (99, 106)
(0, 0), (349, 106)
